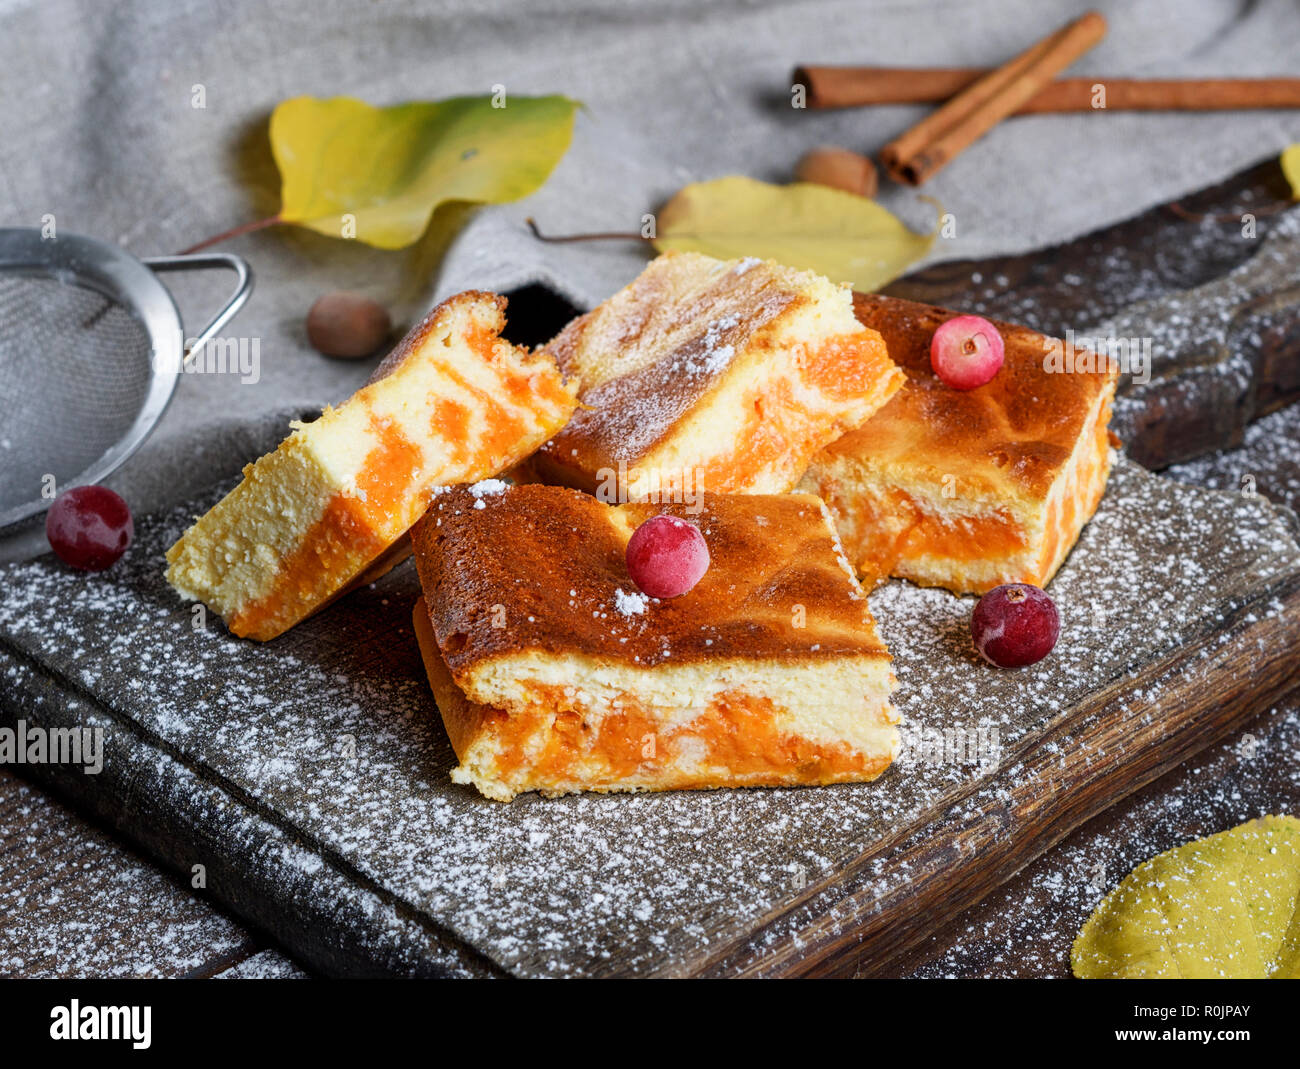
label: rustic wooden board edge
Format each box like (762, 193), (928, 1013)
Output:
(885, 157), (1296, 326)
(890, 689), (1300, 978)
(0, 765), (272, 979)
(6, 469), (1299, 979)
(0, 639), (501, 979)
(691, 569), (1300, 978)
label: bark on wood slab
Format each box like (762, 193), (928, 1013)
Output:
(0, 458), (1295, 977)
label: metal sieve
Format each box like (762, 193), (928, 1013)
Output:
(0, 227), (251, 559)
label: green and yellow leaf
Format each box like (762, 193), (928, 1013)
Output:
(653, 176), (933, 292)
(1282, 144), (1300, 201)
(1072, 814), (1300, 979)
(270, 94), (579, 249)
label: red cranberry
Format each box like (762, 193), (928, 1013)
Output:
(971, 583), (1059, 668)
(45, 486), (134, 571)
(625, 515), (709, 598)
(931, 314), (1004, 390)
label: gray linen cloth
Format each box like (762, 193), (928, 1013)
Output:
(1, 0), (1296, 515)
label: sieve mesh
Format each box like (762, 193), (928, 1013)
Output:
(0, 231), (250, 557)
(0, 275), (154, 523)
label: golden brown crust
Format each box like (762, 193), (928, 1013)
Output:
(826, 293), (1119, 502)
(540, 274), (803, 468)
(167, 288), (576, 642)
(367, 290), (507, 386)
(412, 596), (490, 763)
(409, 483), (887, 676)
(533, 252), (901, 495)
(411, 593), (897, 802)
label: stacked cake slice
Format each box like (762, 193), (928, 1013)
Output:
(161, 250), (1122, 805)
(532, 251), (904, 497)
(800, 294), (1119, 593)
(410, 483), (899, 801)
(166, 292), (576, 640)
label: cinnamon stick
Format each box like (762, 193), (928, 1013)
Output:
(795, 67), (1300, 113)
(879, 12), (1108, 185)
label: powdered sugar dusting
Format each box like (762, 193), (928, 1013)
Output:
(906, 700), (1300, 977)
(0, 456), (1295, 977)
(613, 588), (650, 616)
(543, 256), (799, 464)
(673, 314), (740, 376)
(468, 479), (510, 508)
(1165, 402), (1300, 514)
(0, 770), (251, 978)
(214, 950), (310, 979)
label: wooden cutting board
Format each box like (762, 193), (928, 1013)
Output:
(0, 455), (1295, 977)
(1, 159), (1299, 977)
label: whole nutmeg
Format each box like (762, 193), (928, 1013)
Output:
(306, 292), (391, 359)
(795, 146), (878, 198)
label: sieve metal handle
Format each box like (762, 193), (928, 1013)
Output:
(142, 252), (253, 359)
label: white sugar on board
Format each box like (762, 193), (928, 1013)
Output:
(0, 456), (1296, 976)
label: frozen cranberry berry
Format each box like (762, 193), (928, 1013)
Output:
(626, 514), (709, 598)
(45, 486), (134, 571)
(931, 314), (1004, 390)
(971, 583), (1059, 668)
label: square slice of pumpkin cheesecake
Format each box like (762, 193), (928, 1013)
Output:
(530, 251), (904, 499)
(410, 482), (899, 801)
(800, 294), (1119, 595)
(165, 292), (577, 641)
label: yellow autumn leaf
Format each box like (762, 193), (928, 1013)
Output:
(269, 94), (579, 249)
(653, 176), (934, 292)
(1072, 814), (1300, 978)
(1282, 145), (1300, 200)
